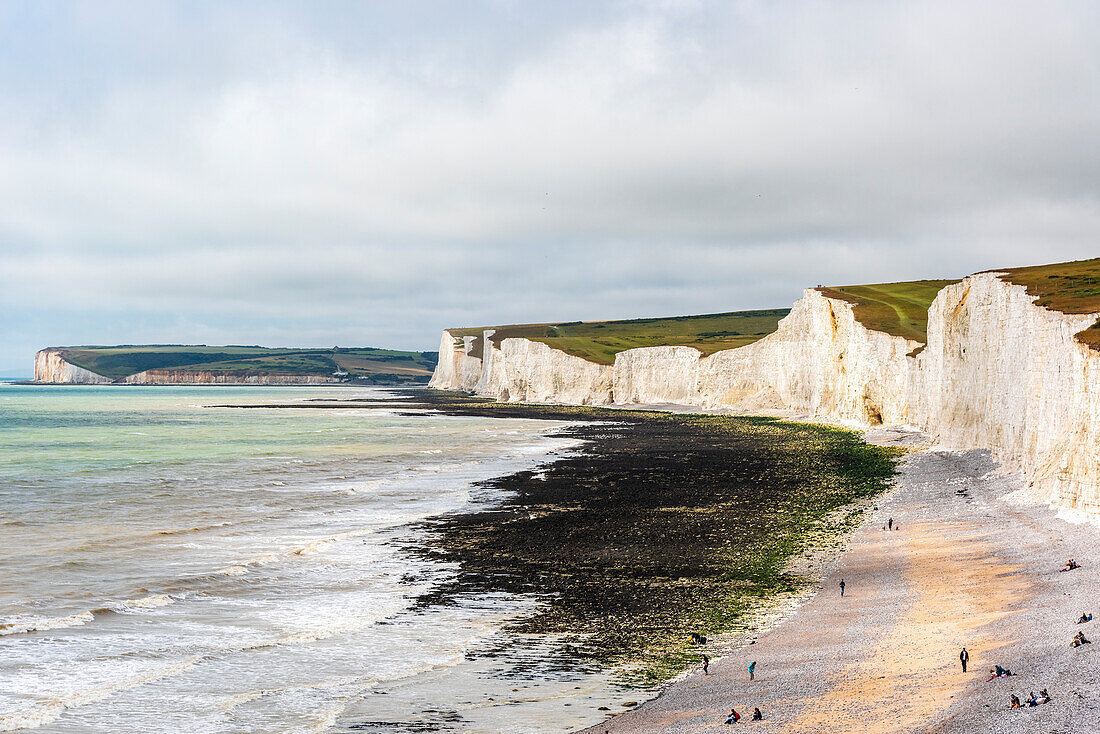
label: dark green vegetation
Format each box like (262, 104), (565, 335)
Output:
(411, 390), (901, 686)
(815, 279), (960, 345)
(448, 309), (790, 363)
(52, 345), (438, 382)
(995, 258), (1100, 350)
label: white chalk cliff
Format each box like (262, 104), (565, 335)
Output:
(914, 274), (1100, 514)
(33, 350), (341, 385)
(430, 271), (1100, 514)
(33, 350), (114, 384)
(428, 332), (483, 392)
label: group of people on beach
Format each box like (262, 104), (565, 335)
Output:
(998, 562), (1091, 710)
(1009, 690), (1051, 708)
(698, 655), (766, 724)
(724, 706), (763, 724)
(706, 535), (1088, 726)
(1071, 592), (1092, 648)
(705, 658), (766, 723)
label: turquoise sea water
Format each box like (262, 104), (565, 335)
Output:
(0, 385), (602, 732)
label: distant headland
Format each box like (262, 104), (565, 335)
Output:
(33, 345), (438, 385)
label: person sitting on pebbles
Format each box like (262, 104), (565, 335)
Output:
(724, 708), (741, 724)
(1072, 631), (1091, 647)
(752, 708), (763, 721)
(986, 666), (1013, 681)
(1079, 612), (1093, 624)
(1025, 691), (1051, 707)
(1061, 559), (1080, 572)
(1010, 694), (1021, 709)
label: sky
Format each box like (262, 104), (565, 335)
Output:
(1, 1), (1098, 375)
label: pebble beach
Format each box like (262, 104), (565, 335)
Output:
(580, 430), (1100, 733)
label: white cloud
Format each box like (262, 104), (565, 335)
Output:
(0, 0), (1098, 372)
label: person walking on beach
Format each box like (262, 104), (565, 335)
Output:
(888, 518), (893, 530)
(748, 660), (756, 681)
(960, 647), (969, 672)
(839, 579), (845, 597)
(703, 655), (710, 676)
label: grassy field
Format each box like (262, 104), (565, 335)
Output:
(995, 258), (1100, 350)
(52, 345), (438, 382)
(815, 280), (960, 345)
(448, 309), (791, 364)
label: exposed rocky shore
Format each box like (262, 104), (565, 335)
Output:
(407, 390), (899, 689)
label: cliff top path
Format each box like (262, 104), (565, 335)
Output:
(579, 439), (1100, 733)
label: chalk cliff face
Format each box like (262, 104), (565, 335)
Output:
(615, 290), (920, 426)
(33, 350), (113, 384)
(430, 273), (1100, 514)
(914, 273), (1100, 513)
(428, 331), (483, 392)
(478, 332), (614, 405)
(120, 370), (340, 385)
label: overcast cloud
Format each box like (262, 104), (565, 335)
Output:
(1, 0), (1098, 374)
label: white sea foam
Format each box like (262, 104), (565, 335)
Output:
(0, 385), (584, 732)
(112, 594), (174, 613)
(0, 611), (94, 636)
(412, 460), (480, 473)
(0, 655), (203, 731)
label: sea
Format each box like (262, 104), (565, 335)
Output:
(0, 384), (634, 733)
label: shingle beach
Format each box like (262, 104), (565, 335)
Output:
(580, 431), (1100, 733)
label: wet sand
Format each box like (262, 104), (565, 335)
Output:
(580, 442), (1100, 733)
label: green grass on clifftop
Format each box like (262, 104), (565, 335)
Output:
(446, 258), (1099, 364)
(994, 258), (1100, 350)
(449, 309), (790, 364)
(53, 345), (438, 382)
(815, 280), (960, 345)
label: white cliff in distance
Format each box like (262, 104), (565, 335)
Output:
(34, 350), (343, 385)
(33, 350), (114, 384)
